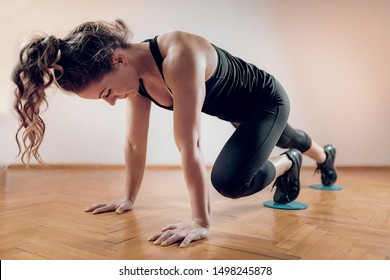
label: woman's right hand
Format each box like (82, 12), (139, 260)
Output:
(85, 198), (133, 214)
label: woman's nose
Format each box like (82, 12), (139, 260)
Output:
(103, 97), (116, 106)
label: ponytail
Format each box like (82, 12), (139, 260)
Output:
(13, 35), (63, 166)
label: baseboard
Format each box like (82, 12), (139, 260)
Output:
(6, 164), (390, 171)
(7, 164), (182, 170)
(7, 164), (126, 170)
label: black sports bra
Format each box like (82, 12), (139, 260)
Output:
(138, 36), (173, 110)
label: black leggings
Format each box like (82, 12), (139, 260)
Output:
(211, 79), (312, 199)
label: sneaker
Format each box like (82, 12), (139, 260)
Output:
(315, 144), (337, 186)
(273, 149), (302, 204)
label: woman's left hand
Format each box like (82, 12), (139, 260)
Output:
(148, 221), (208, 248)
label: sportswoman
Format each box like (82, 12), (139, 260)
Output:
(13, 19), (337, 247)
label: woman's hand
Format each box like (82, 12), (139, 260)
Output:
(148, 221), (208, 248)
(85, 198), (133, 214)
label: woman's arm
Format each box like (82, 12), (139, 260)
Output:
(123, 93), (151, 204)
(85, 94), (151, 214)
(148, 32), (212, 247)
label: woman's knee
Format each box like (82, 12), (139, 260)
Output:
(277, 127), (312, 153)
(210, 168), (242, 199)
(210, 162), (275, 199)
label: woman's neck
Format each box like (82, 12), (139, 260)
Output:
(124, 43), (160, 81)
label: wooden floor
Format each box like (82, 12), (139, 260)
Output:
(0, 166), (389, 260)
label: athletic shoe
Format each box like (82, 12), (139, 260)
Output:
(273, 149), (302, 204)
(315, 145), (337, 186)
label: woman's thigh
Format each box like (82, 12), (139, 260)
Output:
(211, 79), (290, 197)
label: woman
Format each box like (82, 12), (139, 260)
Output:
(13, 19), (337, 247)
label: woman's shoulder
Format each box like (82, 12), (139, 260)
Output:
(160, 30), (205, 42)
(157, 30), (213, 57)
(158, 31), (211, 53)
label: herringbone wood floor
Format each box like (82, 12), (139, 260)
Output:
(0, 166), (389, 260)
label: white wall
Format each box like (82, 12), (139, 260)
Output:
(1, 0), (389, 167)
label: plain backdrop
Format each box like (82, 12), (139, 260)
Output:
(1, 0), (389, 167)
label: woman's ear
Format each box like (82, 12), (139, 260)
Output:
(111, 51), (126, 65)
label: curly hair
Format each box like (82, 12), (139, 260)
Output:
(12, 19), (132, 166)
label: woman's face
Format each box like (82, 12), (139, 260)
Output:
(77, 54), (139, 105)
